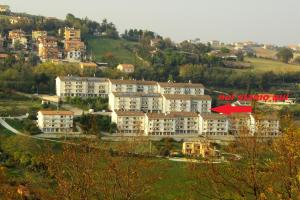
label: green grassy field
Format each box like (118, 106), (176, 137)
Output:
(86, 37), (138, 64)
(244, 57), (300, 74)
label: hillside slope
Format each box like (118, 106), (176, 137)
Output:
(86, 37), (138, 64)
(245, 57), (300, 73)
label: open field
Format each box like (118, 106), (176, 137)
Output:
(86, 37), (138, 64)
(243, 57), (300, 74)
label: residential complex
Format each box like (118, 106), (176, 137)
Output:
(56, 76), (109, 98)
(37, 110), (74, 133)
(55, 76), (280, 139)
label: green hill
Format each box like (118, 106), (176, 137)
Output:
(245, 57), (300, 73)
(86, 37), (139, 64)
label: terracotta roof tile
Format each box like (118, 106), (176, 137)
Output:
(39, 110), (74, 115)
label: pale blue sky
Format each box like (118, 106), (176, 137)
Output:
(1, 0), (299, 45)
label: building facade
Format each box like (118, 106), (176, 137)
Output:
(111, 111), (145, 135)
(64, 27), (85, 61)
(32, 30), (47, 41)
(109, 79), (158, 94)
(144, 113), (176, 136)
(157, 82), (204, 95)
(38, 36), (59, 60)
(9, 29), (27, 49)
(162, 94), (211, 113)
(199, 113), (229, 137)
(229, 113), (255, 136)
(56, 76), (109, 98)
(37, 110), (74, 133)
(109, 92), (142, 112)
(254, 116), (280, 137)
(64, 27), (81, 41)
(109, 92), (163, 112)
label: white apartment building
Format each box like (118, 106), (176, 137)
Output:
(254, 115), (280, 137)
(56, 76), (109, 98)
(145, 113), (176, 136)
(37, 110), (74, 133)
(112, 112), (199, 136)
(199, 113), (229, 137)
(141, 93), (163, 112)
(157, 82), (204, 95)
(109, 92), (142, 112)
(111, 111), (145, 135)
(172, 112), (200, 135)
(108, 79), (158, 94)
(162, 94), (211, 113)
(229, 113), (255, 136)
(109, 92), (163, 112)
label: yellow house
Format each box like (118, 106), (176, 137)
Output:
(182, 140), (213, 157)
(117, 64), (135, 73)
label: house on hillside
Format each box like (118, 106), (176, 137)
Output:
(38, 36), (60, 61)
(64, 27), (85, 61)
(32, 30), (48, 41)
(117, 64), (135, 73)
(150, 38), (161, 47)
(8, 29), (27, 49)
